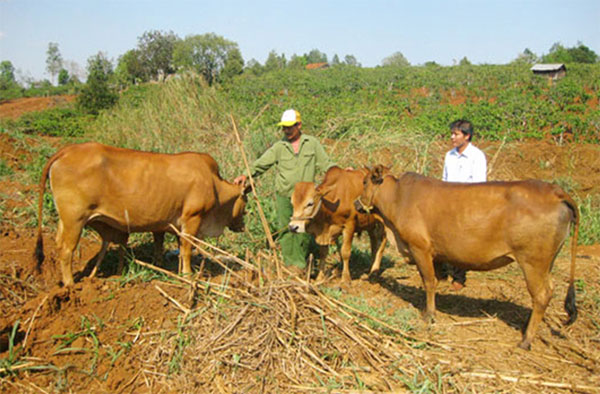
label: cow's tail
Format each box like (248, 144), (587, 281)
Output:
(34, 148), (63, 272)
(562, 192), (579, 326)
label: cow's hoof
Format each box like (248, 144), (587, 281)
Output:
(367, 269), (380, 277)
(315, 271), (328, 282)
(422, 312), (435, 324)
(518, 340), (532, 350)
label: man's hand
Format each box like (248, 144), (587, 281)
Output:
(233, 175), (247, 185)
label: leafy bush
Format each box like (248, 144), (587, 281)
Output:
(16, 107), (91, 137)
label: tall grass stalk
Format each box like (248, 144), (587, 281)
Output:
(88, 73), (241, 178)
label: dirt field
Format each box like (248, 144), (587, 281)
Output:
(0, 96), (77, 120)
(0, 98), (599, 392)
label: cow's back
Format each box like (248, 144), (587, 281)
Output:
(48, 143), (220, 233)
(391, 174), (576, 268)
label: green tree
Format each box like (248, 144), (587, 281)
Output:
(137, 30), (179, 81)
(221, 47), (244, 82)
(542, 42), (571, 63)
(264, 50), (286, 72)
(115, 49), (145, 85)
(513, 48), (538, 64)
(381, 51), (410, 67)
(305, 49), (327, 64)
(459, 56), (472, 66)
(77, 52), (118, 115)
(287, 54), (307, 69)
(344, 54), (360, 67)
(244, 58), (264, 76)
(568, 42), (598, 63)
(58, 68), (70, 85)
(46, 42), (63, 84)
(331, 54), (341, 66)
(0, 60), (17, 89)
(173, 33), (243, 85)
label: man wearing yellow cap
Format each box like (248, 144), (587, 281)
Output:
(235, 109), (333, 273)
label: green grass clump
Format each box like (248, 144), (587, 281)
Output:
(578, 194), (600, 245)
(0, 158), (13, 177)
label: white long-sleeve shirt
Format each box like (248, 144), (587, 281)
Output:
(442, 143), (487, 183)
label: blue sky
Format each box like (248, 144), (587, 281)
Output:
(1, 0), (599, 82)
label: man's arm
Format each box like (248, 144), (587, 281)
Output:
(234, 144), (279, 185)
(251, 144), (278, 177)
(473, 151), (487, 182)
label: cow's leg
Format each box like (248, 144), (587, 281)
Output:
(152, 232), (165, 266)
(180, 217), (201, 275)
(89, 240), (110, 279)
(55, 218), (84, 287)
(410, 246), (437, 321)
(111, 233), (129, 276)
(368, 224), (386, 275)
(340, 225), (355, 283)
(519, 263), (554, 350)
(315, 244), (329, 282)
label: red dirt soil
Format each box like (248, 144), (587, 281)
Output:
(0, 96), (76, 120)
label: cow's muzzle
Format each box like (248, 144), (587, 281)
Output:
(354, 198), (372, 214)
(288, 220), (306, 233)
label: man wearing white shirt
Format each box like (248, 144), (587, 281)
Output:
(443, 120), (487, 183)
(441, 119), (487, 289)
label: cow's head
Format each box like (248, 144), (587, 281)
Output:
(228, 182), (251, 232)
(355, 165), (388, 214)
(288, 182), (332, 233)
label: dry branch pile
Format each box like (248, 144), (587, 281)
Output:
(126, 243), (430, 392)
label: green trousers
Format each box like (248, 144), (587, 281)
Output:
(275, 194), (312, 269)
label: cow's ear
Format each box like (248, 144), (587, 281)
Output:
(316, 184), (333, 199)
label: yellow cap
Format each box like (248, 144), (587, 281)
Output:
(277, 109), (301, 126)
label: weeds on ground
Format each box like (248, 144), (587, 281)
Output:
(0, 158), (13, 177)
(320, 286), (418, 335)
(113, 256), (172, 287)
(168, 315), (192, 375)
(52, 316), (102, 375)
(0, 321), (21, 375)
(396, 364), (445, 393)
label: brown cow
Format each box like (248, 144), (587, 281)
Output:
(355, 165), (578, 349)
(289, 166), (386, 283)
(35, 142), (249, 286)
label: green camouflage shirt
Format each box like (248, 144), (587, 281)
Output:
(251, 134), (333, 197)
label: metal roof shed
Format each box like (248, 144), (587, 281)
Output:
(530, 64), (567, 80)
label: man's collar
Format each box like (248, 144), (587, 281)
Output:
(452, 142), (472, 157)
(282, 133), (306, 144)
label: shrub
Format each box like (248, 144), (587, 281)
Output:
(16, 108), (91, 137)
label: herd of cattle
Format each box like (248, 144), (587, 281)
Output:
(34, 143), (579, 349)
